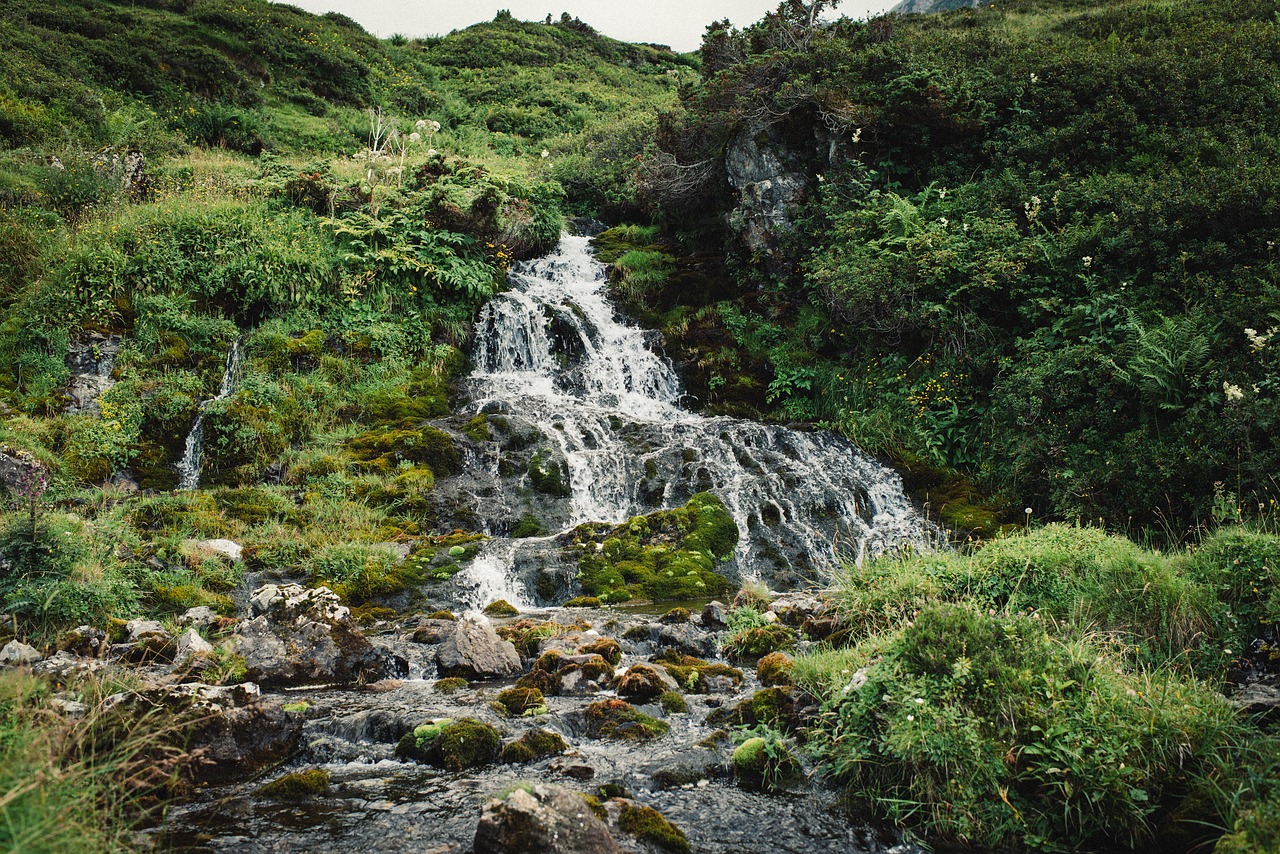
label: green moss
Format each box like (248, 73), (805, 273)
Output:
(511, 513), (544, 538)
(397, 717), (500, 770)
(281, 701), (310, 714)
(344, 423), (460, 475)
(563, 596), (601, 608)
(617, 802), (690, 854)
(528, 450), (571, 497)
(583, 699), (668, 741)
(659, 691), (688, 714)
(496, 686), (546, 715)
(256, 768), (329, 800)
(434, 677), (469, 694)
(723, 624), (796, 662)
(428, 610), (457, 621)
(568, 493), (736, 602)
(756, 652), (794, 687)
(496, 620), (566, 657)
(483, 599), (520, 617)
(731, 735), (800, 790)
(577, 637), (622, 666)
(500, 727), (569, 763)
(464, 414), (491, 442)
(660, 607), (690, 624)
(654, 650), (744, 693)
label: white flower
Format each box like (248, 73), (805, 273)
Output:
(415, 119), (428, 130)
(906, 715), (914, 722)
(1224, 381), (1245, 402)
(541, 149), (550, 159)
(1030, 73), (1040, 84)
(938, 217), (948, 228)
(408, 132), (421, 142)
(1082, 255), (1093, 267)
(1245, 327), (1275, 352)
(427, 148), (438, 157)
(914, 697), (925, 704)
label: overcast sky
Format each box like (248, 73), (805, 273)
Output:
(282, 1), (897, 53)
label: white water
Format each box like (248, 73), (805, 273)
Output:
(176, 341), (242, 491)
(455, 236), (932, 602)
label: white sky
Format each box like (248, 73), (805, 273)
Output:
(281, 1), (897, 53)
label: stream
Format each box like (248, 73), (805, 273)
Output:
(158, 236), (933, 852)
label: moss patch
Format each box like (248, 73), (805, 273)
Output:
(757, 651), (795, 687)
(617, 801), (690, 853)
(483, 599), (520, 617)
(723, 624), (796, 662)
(396, 717), (501, 771)
(566, 493), (736, 602)
(499, 727), (569, 763)
(434, 677), (469, 694)
(583, 699), (669, 741)
(496, 686), (546, 716)
(256, 768), (330, 800)
(654, 649), (745, 693)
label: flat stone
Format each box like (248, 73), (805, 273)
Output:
(182, 538), (243, 562)
(177, 628), (214, 659)
(0, 640), (42, 667)
(474, 784), (623, 854)
(436, 613), (521, 680)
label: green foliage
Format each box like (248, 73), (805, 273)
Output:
(801, 601), (1243, 851)
(256, 768), (329, 800)
(731, 728), (801, 792)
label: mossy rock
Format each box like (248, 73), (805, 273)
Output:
(496, 619), (565, 658)
(659, 691), (688, 714)
(617, 801), (690, 854)
(496, 686), (546, 716)
(344, 423), (460, 475)
(583, 699), (669, 741)
(756, 652), (794, 687)
(723, 624), (796, 662)
(560, 653), (615, 684)
(654, 650), (744, 693)
(427, 610), (457, 621)
(563, 596), (601, 608)
(256, 768), (329, 800)
(483, 599), (520, 617)
(577, 637), (622, 665)
(396, 717), (501, 771)
(569, 493), (735, 602)
(709, 687), (796, 733)
(617, 663), (669, 703)
(660, 607), (690, 624)
(434, 677), (469, 694)
(731, 736), (800, 791)
(515, 668), (559, 694)
(499, 727), (569, 763)
(528, 450), (571, 497)
(511, 512), (544, 538)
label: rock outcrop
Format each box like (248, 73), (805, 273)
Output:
(436, 612), (522, 680)
(474, 784), (624, 854)
(233, 584), (404, 686)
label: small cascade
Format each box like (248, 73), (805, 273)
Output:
(176, 340), (242, 491)
(455, 540), (534, 610)
(461, 236), (934, 599)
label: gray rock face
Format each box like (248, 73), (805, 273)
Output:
(474, 784), (624, 854)
(179, 606), (221, 630)
(436, 613), (522, 680)
(234, 584), (403, 686)
(177, 628), (214, 659)
(0, 640), (42, 667)
(126, 619), (172, 643)
(65, 334), (121, 415)
(59, 625), (106, 657)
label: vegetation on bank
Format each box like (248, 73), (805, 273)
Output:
(633, 0), (1280, 534)
(783, 521), (1280, 852)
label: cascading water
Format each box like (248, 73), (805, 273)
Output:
(454, 236), (932, 604)
(176, 340), (242, 491)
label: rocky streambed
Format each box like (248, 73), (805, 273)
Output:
(4, 583), (921, 853)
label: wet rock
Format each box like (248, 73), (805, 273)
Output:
(234, 584), (402, 686)
(436, 613), (522, 680)
(474, 783), (624, 854)
(118, 682), (302, 785)
(602, 798), (691, 854)
(656, 623), (716, 658)
(616, 663), (676, 704)
(408, 619), (456, 645)
(0, 640), (42, 667)
(321, 709), (412, 744)
(64, 334), (121, 415)
(1231, 681), (1280, 723)
(767, 592), (830, 626)
(397, 718), (502, 770)
(701, 601), (727, 629)
(554, 653), (615, 696)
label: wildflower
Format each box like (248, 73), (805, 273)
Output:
(1082, 255), (1093, 267)
(1245, 327), (1275, 352)
(914, 697), (925, 704)
(1030, 72), (1040, 83)
(408, 132), (421, 142)
(1224, 381), (1245, 402)
(906, 715), (914, 722)
(541, 149), (550, 159)
(938, 217), (948, 228)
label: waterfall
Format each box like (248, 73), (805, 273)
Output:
(456, 236), (932, 601)
(176, 341), (242, 491)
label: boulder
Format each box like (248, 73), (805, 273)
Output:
(234, 584), (404, 686)
(701, 600), (727, 629)
(0, 640), (42, 667)
(116, 682), (302, 785)
(474, 784), (624, 854)
(177, 628), (214, 660)
(58, 625), (106, 657)
(182, 538), (243, 563)
(179, 606), (221, 630)
(436, 613), (521, 680)
(616, 663), (676, 703)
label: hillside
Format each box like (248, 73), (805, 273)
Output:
(637, 0), (1280, 533)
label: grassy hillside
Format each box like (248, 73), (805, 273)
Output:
(638, 0), (1280, 535)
